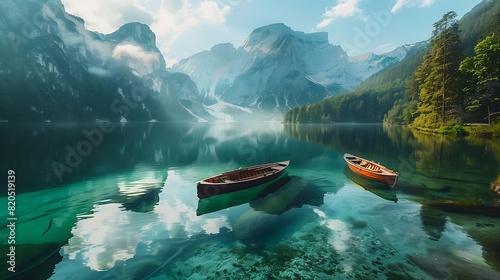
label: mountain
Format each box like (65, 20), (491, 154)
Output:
(0, 0), (212, 122)
(348, 45), (412, 81)
(0, 1), (412, 122)
(284, 0), (500, 124)
(171, 23), (409, 113)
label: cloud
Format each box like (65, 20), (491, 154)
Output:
(317, 0), (363, 29)
(112, 44), (159, 64)
(198, 1), (231, 23)
(62, 0), (232, 66)
(61, 0), (144, 33)
(150, 1), (230, 40)
(390, 0), (436, 13)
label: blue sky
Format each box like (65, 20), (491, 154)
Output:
(61, 0), (483, 66)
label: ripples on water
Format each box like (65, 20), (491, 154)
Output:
(1, 122), (500, 279)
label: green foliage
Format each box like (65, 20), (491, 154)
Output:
(459, 0), (500, 55)
(460, 33), (500, 124)
(412, 11), (464, 128)
(385, 99), (417, 124)
(463, 123), (500, 138)
(284, 2), (497, 127)
(436, 124), (467, 136)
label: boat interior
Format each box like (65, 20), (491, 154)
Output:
(352, 159), (383, 172)
(204, 167), (276, 184)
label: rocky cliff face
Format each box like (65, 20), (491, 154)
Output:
(0, 0), (211, 122)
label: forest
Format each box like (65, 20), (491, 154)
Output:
(284, 1), (500, 136)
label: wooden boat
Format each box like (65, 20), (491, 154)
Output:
(196, 175), (290, 216)
(343, 167), (398, 202)
(343, 153), (398, 187)
(197, 161), (290, 198)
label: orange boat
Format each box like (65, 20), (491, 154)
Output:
(343, 153), (398, 187)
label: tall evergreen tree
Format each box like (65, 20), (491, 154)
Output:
(460, 34), (500, 124)
(413, 11), (464, 127)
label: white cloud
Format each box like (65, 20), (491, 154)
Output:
(61, 0), (140, 34)
(62, 0), (232, 66)
(112, 44), (159, 64)
(317, 0), (363, 29)
(112, 44), (160, 75)
(390, 0), (436, 13)
(150, 1), (230, 40)
(199, 1), (231, 23)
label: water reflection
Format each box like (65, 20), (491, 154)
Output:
(285, 123), (500, 276)
(3, 122), (500, 279)
(343, 167), (398, 203)
(284, 123), (500, 202)
(113, 176), (164, 213)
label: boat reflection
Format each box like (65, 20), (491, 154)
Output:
(249, 176), (325, 215)
(196, 173), (291, 216)
(344, 167), (398, 202)
(113, 177), (165, 213)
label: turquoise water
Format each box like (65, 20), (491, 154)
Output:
(1, 122), (500, 279)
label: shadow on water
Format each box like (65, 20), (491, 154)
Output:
(343, 167), (398, 203)
(196, 173), (291, 216)
(197, 174), (328, 216)
(249, 176), (326, 215)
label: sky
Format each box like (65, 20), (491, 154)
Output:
(60, 0), (484, 67)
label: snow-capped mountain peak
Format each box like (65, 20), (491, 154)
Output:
(171, 23), (409, 113)
(241, 23), (294, 55)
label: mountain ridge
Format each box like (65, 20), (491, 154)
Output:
(0, 0), (213, 122)
(171, 23), (410, 113)
(0, 1), (432, 122)
(283, 0), (500, 124)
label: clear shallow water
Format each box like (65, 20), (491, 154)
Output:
(1, 122), (500, 279)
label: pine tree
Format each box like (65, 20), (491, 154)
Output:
(413, 11), (464, 127)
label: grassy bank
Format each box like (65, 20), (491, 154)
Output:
(412, 123), (500, 138)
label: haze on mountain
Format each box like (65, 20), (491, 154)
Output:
(0, 0), (495, 123)
(171, 23), (411, 115)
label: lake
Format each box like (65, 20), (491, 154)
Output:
(1, 122), (500, 279)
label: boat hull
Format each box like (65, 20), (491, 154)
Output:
(343, 167), (398, 202)
(196, 173), (290, 215)
(197, 161), (290, 198)
(344, 153), (398, 187)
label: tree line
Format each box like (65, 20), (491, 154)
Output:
(402, 11), (499, 128)
(284, 4), (500, 129)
